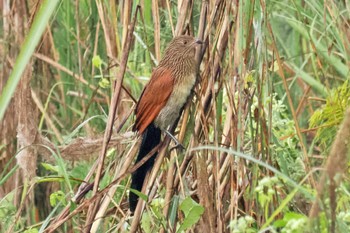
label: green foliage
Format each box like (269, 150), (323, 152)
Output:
(309, 80), (350, 151)
(274, 212), (307, 233)
(92, 55), (103, 68)
(23, 228), (39, 233)
(177, 197), (205, 233)
(268, 94), (306, 182)
(229, 216), (256, 233)
(93, 55), (110, 89)
(1, 0), (350, 232)
(50, 191), (67, 207)
(255, 176), (282, 218)
(129, 188), (148, 202)
(248, 92), (306, 182)
(338, 211), (350, 232)
(141, 198), (166, 233)
(141, 211), (161, 233)
(139, 196), (205, 233)
(0, 192), (16, 231)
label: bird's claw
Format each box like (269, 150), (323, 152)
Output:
(170, 142), (185, 152)
(165, 130), (185, 151)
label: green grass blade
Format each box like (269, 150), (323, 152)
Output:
(191, 146), (313, 199)
(0, 0), (60, 121)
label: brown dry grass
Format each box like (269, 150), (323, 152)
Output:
(1, 0), (350, 232)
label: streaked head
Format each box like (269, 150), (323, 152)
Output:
(162, 35), (202, 61)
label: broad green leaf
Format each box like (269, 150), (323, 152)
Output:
(177, 197), (204, 233)
(129, 188), (148, 202)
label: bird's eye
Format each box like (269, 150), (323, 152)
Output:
(183, 41), (188, 45)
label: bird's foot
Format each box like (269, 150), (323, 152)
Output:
(165, 130), (185, 151)
(170, 143), (185, 152)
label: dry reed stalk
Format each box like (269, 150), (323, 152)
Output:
(152, 0), (161, 61)
(90, 139), (139, 233)
(9, 1), (43, 229)
(37, 133), (134, 162)
(165, 1), (236, 231)
(129, 139), (170, 232)
(33, 53), (108, 98)
(0, 0), (24, 201)
(91, 21), (101, 77)
(6, 181), (37, 233)
(84, 5), (138, 232)
(295, 85), (312, 117)
(197, 151), (216, 233)
(7, 0), (340, 231)
(96, 0), (116, 59)
(165, 0), (175, 35)
(159, 1), (209, 228)
(1, 1), (38, 230)
(174, 3), (221, 186)
(15, 67), (38, 179)
(162, 149), (177, 228)
(175, 0), (190, 36)
(31, 90), (64, 143)
(75, 1), (82, 75)
(262, 0), (316, 188)
(45, 137), (145, 232)
(121, 1), (132, 47)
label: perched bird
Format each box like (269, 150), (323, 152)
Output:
(130, 35), (202, 212)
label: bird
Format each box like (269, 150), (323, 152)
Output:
(130, 35), (202, 212)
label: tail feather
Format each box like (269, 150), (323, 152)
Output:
(129, 123), (161, 212)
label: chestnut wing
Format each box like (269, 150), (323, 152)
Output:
(133, 68), (174, 134)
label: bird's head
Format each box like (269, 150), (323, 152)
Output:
(163, 35), (202, 61)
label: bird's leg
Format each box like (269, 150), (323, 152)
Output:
(165, 130), (185, 150)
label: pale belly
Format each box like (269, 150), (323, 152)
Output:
(154, 74), (196, 130)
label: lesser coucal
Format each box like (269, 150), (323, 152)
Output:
(130, 35), (202, 212)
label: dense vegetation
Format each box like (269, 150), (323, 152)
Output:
(0, 0), (349, 232)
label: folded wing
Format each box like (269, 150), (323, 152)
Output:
(133, 68), (174, 134)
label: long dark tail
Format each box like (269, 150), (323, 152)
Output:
(129, 122), (161, 212)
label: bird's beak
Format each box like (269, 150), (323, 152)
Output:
(195, 38), (203, 44)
